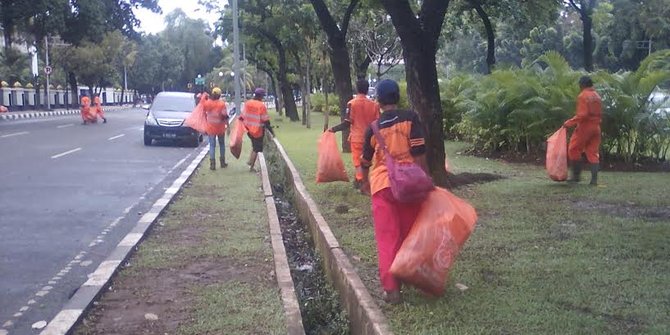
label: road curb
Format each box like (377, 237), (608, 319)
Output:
(39, 145), (209, 335)
(0, 106), (128, 121)
(268, 138), (393, 335)
(258, 153), (306, 335)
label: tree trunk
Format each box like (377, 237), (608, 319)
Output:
(68, 72), (79, 107)
(329, 43), (353, 152)
(305, 51), (312, 129)
(582, 14), (594, 72)
(260, 29), (299, 121)
(356, 55), (372, 80)
(381, 0), (450, 187)
(308, 0), (358, 152)
(323, 88), (330, 132)
(471, 0), (495, 74)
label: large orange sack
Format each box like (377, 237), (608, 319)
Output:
(546, 127), (568, 181)
(229, 119), (245, 159)
(390, 187), (477, 296)
(316, 132), (349, 183)
(184, 103), (208, 134)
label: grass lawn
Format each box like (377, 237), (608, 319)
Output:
(271, 111), (670, 335)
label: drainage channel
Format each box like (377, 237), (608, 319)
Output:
(270, 182), (350, 335)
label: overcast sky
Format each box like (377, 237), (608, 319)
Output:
(134, 0), (223, 34)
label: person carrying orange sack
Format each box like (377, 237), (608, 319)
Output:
(80, 94), (95, 124)
(203, 87), (229, 170)
(562, 75), (602, 185)
(329, 79), (380, 191)
(93, 94), (107, 123)
(240, 88), (274, 172)
(360, 79), (429, 304)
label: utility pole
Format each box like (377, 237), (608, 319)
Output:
(45, 36), (51, 110)
(232, 0), (242, 115)
(242, 43), (246, 100)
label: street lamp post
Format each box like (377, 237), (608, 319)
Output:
(232, 0), (242, 114)
(45, 36), (51, 110)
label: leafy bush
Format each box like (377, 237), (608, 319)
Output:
(310, 92), (340, 116)
(443, 50), (670, 162)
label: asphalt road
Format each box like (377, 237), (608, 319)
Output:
(0, 108), (204, 335)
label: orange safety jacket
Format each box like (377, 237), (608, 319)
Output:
(203, 99), (228, 135)
(242, 99), (269, 138)
(347, 94), (380, 143)
(564, 87), (602, 128)
(81, 96), (91, 111)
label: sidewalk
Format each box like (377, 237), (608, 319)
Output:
(0, 105), (131, 121)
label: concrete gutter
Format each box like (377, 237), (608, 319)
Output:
(0, 106), (128, 121)
(258, 154), (306, 335)
(268, 138), (393, 335)
(39, 146), (209, 335)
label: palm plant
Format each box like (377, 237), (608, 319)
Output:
(594, 50), (670, 162)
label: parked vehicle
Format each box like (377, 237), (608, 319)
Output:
(143, 91), (202, 146)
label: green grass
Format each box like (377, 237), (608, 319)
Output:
(112, 141), (286, 334)
(273, 111), (670, 335)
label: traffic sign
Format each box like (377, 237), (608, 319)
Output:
(195, 77), (205, 85)
(44, 66), (52, 75)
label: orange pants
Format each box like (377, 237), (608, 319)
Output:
(95, 106), (105, 119)
(568, 125), (601, 164)
(350, 141), (364, 181)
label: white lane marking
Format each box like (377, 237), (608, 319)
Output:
(51, 147), (81, 159)
(108, 134), (125, 141)
(1, 131), (29, 138)
(57, 123), (74, 129)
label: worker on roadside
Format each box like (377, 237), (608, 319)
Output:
(329, 79), (380, 191)
(360, 79), (429, 304)
(240, 88), (274, 172)
(93, 94), (107, 123)
(203, 87), (229, 170)
(563, 75), (602, 186)
(80, 93), (92, 125)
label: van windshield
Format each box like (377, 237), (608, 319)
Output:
(151, 95), (195, 112)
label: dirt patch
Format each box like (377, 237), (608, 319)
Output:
(447, 172), (504, 189)
(467, 148), (670, 172)
(553, 300), (644, 333)
(75, 256), (272, 335)
(572, 200), (670, 221)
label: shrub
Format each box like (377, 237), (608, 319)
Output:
(310, 92), (341, 116)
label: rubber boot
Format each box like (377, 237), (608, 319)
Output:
(220, 157), (228, 168)
(568, 160), (582, 183)
(589, 164), (598, 186)
(209, 159), (216, 170)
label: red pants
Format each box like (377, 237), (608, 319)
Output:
(568, 125), (601, 163)
(351, 141), (364, 181)
(372, 187), (422, 291)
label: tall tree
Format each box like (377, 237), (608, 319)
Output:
(566, 0), (597, 71)
(379, 0), (450, 186)
(308, 0), (359, 151)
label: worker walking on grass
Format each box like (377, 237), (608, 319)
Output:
(240, 88), (274, 172)
(563, 76), (602, 186)
(360, 79), (429, 304)
(330, 79), (380, 191)
(204, 87), (229, 170)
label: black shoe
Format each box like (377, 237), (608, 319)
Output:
(103, 118), (107, 123)
(383, 290), (402, 304)
(589, 163), (598, 186)
(568, 160), (582, 183)
(353, 180), (361, 190)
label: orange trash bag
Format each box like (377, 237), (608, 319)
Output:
(316, 132), (349, 183)
(184, 103), (208, 134)
(546, 127), (568, 181)
(390, 187), (477, 297)
(229, 119), (245, 159)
